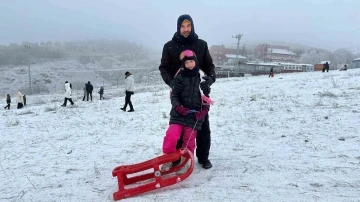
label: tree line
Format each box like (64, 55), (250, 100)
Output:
(0, 39), (146, 66)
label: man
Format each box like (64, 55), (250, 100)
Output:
(324, 62), (330, 72)
(121, 71), (135, 112)
(159, 14), (216, 169)
(86, 81), (93, 101)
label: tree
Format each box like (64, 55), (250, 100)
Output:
(299, 49), (332, 64)
(332, 49), (354, 65)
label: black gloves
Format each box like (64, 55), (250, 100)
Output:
(200, 76), (215, 96)
(202, 76), (215, 86)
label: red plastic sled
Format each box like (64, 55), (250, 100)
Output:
(112, 148), (194, 201)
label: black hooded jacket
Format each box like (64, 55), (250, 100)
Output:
(159, 14), (216, 86)
(86, 82), (93, 92)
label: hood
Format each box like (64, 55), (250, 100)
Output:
(173, 14), (198, 44)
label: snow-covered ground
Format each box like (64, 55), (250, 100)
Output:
(1, 69), (360, 202)
(0, 59), (160, 95)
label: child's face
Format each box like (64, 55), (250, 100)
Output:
(184, 60), (195, 70)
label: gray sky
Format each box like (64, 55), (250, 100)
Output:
(1, 0), (359, 51)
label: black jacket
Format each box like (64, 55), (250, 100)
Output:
(159, 33), (216, 87)
(86, 83), (93, 92)
(169, 69), (209, 130)
(99, 88), (104, 94)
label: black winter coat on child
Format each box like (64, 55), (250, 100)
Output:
(169, 68), (209, 131)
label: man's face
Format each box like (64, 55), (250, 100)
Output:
(180, 20), (192, 38)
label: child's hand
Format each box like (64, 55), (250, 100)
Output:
(175, 105), (190, 116)
(195, 108), (209, 120)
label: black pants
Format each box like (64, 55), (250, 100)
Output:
(176, 114), (211, 162)
(83, 95), (86, 101)
(17, 103), (23, 109)
(87, 92), (93, 101)
(62, 98), (74, 106)
(123, 91), (134, 110)
(4, 103), (10, 109)
(100, 94), (104, 100)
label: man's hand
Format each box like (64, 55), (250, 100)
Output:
(202, 76), (214, 86)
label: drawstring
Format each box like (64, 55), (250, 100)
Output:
(184, 119), (198, 148)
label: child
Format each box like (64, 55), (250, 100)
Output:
(98, 86), (104, 100)
(4, 94), (11, 110)
(161, 50), (210, 171)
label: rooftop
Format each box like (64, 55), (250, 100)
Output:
(225, 54), (247, 59)
(270, 48), (296, 55)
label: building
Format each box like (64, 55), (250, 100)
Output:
(254, 44), (297, 63)
(209, 45), (247, 64)
(350, 58), (360, 69)
(280, 62), (314, 72)
(314, 61), (331, 71)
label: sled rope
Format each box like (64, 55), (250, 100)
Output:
(185, 119), (198, 148)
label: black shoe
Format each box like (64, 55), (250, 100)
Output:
(120, 107), (126, 111)
(61, 105), (66, 107)
(198, 159), (212, 169)
(128, 109), (134, 112)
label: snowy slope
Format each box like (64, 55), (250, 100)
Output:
(1, 69), (360, 202)
(0, 59), (160, 95)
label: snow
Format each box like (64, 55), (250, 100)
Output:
(1, 69), (360, 202)
(271, 48), (296, 55)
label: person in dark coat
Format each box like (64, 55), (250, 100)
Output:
(340, 64), (347, 71)
(85, 81), (93, 101)
(23, 94), (26, 106)
(269, 67), (274, 77)
(161, 51), (210, 172)
(4, 94), (11, 110)
(98, 86), (104, 100)
(324, 62), (330, 72)
(159, 14), (216, 169)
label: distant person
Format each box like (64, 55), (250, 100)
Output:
(324, 62), (330, 72)
(17, 90), (24, 109)
(61, 81), (74, 107)
(85, 81), (93, 101)
(23, 94), (26, 106)
(120, 71), (135, 112)
(98, 86), (104, 100)
(340, 64), (347, 71)
(82, 83), (87, 101)
(4, 94), (11, 110)
(269, 67), (274, 77)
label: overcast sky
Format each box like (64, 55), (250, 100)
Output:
(1, 0), (359, 51)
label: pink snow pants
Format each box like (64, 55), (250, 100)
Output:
(163, 124), (197, 154)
